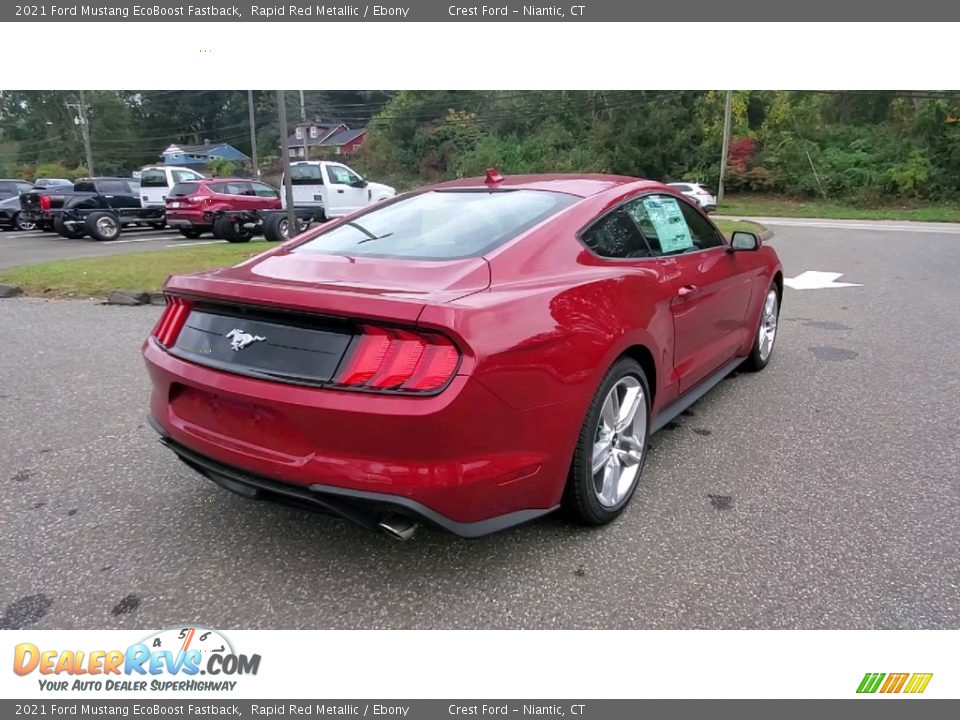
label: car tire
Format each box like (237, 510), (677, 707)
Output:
(178, 227), (203, 239)
(14, 213), (37, 232)
(262, 213), (304, 242)
(741, 284), (780, 372)
(84, 211), (122, 242)
(214, 216), (253, 243)
(563, 357), (651, 526)
(53, 215), (85, 239)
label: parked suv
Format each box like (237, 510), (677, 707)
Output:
(165, 178), (282, 241)
(0, 179), (35, 200)
(139, 166), (205, 209)
(0, 179), (39, 231)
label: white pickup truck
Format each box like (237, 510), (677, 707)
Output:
(281, 161), (395, 219)
(139, 166), (206, 209)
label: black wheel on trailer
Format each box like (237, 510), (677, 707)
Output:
(263, 213), (304, 242)
(84, 211), (122, 242)
(214, 215), (252, 243)
(53, 215), (86, 239)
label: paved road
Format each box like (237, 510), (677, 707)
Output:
(0, 227), (229, 270)
(1, 220), (958, 630)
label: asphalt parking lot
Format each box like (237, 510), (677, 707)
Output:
(0, 227), (228, 269)
(1, 218), (958, 630)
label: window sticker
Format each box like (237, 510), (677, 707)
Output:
(642, 196), (694, 253)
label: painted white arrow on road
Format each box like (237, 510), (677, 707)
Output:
(784, 271), (863, 290)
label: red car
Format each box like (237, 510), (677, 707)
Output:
(144, 171), (782, 540)
(165, 178), (282, 241)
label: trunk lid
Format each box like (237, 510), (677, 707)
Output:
(162, 252), (489, 387)
(165, 250), (492, 324)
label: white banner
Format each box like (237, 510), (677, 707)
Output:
(2, 629), (955, 699)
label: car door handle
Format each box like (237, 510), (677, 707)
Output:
(678, 284), (699, 297)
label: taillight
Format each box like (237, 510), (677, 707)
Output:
(152, 296), (193, 347)
(39, 195), (51, 210)
(333, 325), (460, 394)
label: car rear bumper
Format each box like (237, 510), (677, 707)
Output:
(165, 210), (207, 228)
(166, 218), (208, 229)
(143, 338), (579, 535)
(148, 415), (555, 538)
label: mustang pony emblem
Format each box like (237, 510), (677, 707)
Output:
(225, 329), (266, 351)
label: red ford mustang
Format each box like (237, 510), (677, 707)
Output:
(143, 171), (782, 540)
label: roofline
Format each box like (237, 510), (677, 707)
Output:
(424, 173), (653, 198)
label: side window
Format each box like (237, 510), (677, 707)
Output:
(74, 181), (96, 193)
(326, 165), (360, 185)
(252, 183), (279, 198)
(212, 182), (255, 196)
(98, 180), (127, 194)
(677, 198), (724, 250)
(580, 205), (651, 259)
(289, 164), (324, 185)
(172, 170), (201, 183)
(140, 169), (168, 188)
(629, 194), (723, 255)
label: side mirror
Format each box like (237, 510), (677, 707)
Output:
(729, 231), (760, 252)
(352, 178), (368, 188)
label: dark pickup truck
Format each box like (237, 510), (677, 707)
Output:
(19, 177), (165, 240)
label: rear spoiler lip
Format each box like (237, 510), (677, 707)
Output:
(164, 274), (427, 324)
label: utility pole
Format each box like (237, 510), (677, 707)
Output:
(67, 91), (95, 176)
(299, 90), (308, 160)
(277, 90), (297, 232)
(247, 90), (260, 178)
(718, 89), (732, 205)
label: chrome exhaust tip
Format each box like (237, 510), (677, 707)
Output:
(377, 513), (419, 541)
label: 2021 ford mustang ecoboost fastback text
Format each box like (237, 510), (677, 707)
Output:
(143, 170), (783, 540)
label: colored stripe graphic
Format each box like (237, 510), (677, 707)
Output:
(903, 673), (933, 694)
(857, 672), (933, 694)
(880, 673), (909, 693)
(857, 673), (885, 693)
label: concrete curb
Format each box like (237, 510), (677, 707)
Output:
(0, 284), (24, 298)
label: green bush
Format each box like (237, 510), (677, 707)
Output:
(34, 162), (88, 180)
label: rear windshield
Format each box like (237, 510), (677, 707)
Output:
(169, 182), (200, 197)
(292, 189), (577, 260)
(140, 169), (168, 188)
(288, 164), (324, 185)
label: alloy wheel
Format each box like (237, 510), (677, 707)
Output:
(758, 289), (779, 362)
(592, 376), (646, 508)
